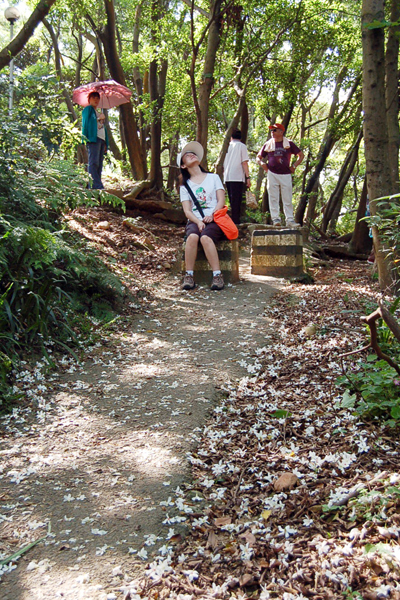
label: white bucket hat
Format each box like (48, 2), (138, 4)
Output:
(177, 141), (204, 167)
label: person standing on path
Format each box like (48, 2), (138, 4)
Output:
(82, 91), (109, 189)
(179, 141), (226, 291)
(256, 123), (304, 227)
(223, 129), (251, 224)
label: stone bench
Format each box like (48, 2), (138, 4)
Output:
(181, 239), (239, 285)
(251, 228), (304, 278)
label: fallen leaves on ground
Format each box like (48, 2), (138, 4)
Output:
(134, 261), (400, 600)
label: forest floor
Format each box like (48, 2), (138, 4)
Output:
(0, 208), (399, 600)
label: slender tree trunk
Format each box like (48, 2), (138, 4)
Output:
(149, 58), (168, 189)
(304, 180), (320, 225)
(43, 18), (88, 164)
(0, 0), (57, 69)
(362, 0), (394, 290)
(196, 0), (222, 164)
(295, 73), (360, 224)
(321, 129), (363, 232)
(385, 0), (400, 192)
(241, 100), (249, 144)
(97, 0), (146, 180)
(296, 133), (335, 224)
(167, 132), (179, 191)
(74, 33), (83, 88)
(349, 177), (373, 254)
(43, 19), (78, 120)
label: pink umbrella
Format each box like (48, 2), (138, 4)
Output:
(72, 80), (132, 109)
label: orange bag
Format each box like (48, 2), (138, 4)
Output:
(213, 206), (239, 240)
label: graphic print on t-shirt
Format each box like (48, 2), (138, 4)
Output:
(273, 147), (286, 165)
(195, 187), (207, 209)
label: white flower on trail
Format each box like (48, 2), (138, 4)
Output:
(137, 548), (148, 560)
(91, 528), (107, 536)
(240, 543), (253, 560)
(144, 534), (157, 546)
(183, 569), (199, 582)
(200, 478), (215, 488)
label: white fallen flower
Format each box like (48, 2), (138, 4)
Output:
(183, 569), (199, 582)
(137, 548), (148, 560)
(91, 528), (107, 536)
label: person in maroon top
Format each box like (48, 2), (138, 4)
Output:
(256, 123), (304, 227)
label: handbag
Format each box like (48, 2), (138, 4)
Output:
(213, 206), (239, 240)
(184, 182), (238, 240)
(246, 190), (258, 210)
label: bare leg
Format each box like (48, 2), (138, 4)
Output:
(185, 233), (199, 271)
(200, 235), (220, 271)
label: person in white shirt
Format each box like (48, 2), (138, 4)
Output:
(223, 129), (251, 224)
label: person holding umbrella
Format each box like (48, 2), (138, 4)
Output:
(81, 91), (109, 189)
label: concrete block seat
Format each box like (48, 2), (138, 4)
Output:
(181, 239), (239, 285)
(251, 228), (304, 278)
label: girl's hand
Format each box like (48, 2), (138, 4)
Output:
(197, 220), (205, 232)
(203, 215), (213, 223)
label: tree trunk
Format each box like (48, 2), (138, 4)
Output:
(362, 0), (394, 290)
(132, 2), (148, 161)
(43, 18), (88, 164)
(295, 132), (335, 224)
(295, 72), (360, 225)
(43, 19), (78, 121)
(385, 0), (400, 193)
(304, 180), (320, 225)
(0, 0), (57, 70)
(167, 132), (179, 191)
(241, 100), (249, 144)
(149, 59), (168, 189)
(149, 0), (168, 190)
(349, 177), (373, 254)
(321, 129), (363, 232)
(74, 32), (83, 88)
(196, 0), (222, 164)
(97, 0), (146, 180)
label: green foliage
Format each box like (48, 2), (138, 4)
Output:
(0, 108), (127, 410)
(337, 300), (400, 423)
(366, 196), (400, 279)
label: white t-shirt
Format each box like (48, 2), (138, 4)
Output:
(223, 140), (249, 183)
(97, 112), (106, 141)
(180, 173), (224, 219)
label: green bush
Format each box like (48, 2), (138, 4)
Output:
(337, 300), (400, 424)
(366, 196), (400, 280)
(0, 109), (127, 410)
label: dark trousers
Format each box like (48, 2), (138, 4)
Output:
(226, 181), (245, 225)
(87, 139), (106, 189)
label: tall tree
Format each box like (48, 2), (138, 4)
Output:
(92, 0), (147, 181)
(361, 0), (395, 290)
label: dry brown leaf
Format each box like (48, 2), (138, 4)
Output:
(239, 573), (254, 587)
(206, 531), (219, 549)
(273, 472), (299, 492)
(239, 531), (256, 546)
(214, 516), (231, 527)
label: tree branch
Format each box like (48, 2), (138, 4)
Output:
(0, 0), (57, 70)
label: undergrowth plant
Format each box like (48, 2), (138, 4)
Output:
(337, 300), (400, 425)
(0, 110), (127, 410)
(366, 196), (400, 282)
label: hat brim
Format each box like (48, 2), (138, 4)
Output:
(269, 124), (285, 132)
(177, 141), (204, 167)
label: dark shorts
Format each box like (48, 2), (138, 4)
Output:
(185, 221), (226, 243)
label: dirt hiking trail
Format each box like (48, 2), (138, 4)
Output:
(0, 258), (278, 600)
